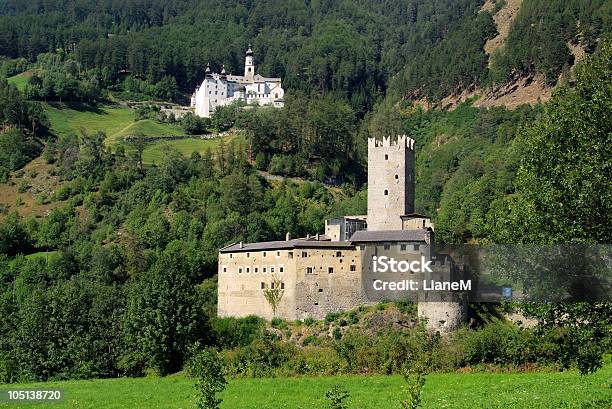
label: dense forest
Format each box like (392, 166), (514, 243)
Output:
(0, 0), (610, 386)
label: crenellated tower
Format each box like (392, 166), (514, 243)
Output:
(367, 135), (415, 231)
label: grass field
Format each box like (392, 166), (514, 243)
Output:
(141, 134), (242, 165)
(45, 104), (186, 145)
(1, 364), (610, 409)
(6, 71), (31, 91)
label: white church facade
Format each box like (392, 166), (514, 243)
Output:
(191, 45), (285, 118)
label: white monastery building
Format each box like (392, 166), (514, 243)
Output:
(191, 45), (285, 117)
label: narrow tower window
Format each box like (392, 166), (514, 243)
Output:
(384, 189), (388, 195)
(384, 154), (389, 160)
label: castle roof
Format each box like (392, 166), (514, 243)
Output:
(220, 237), (353, 253)
(349, 229), (429, 243)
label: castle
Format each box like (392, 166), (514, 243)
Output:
(191, 45), (285, 118)
(217, 136), (466, 332)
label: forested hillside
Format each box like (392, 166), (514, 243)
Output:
(0, 0), (610, 386)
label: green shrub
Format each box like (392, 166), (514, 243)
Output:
(189, 347), (227, 409)
(325, 312), (341, 323)
(325, 385), (350, 409)
(213, 316), (265, 349)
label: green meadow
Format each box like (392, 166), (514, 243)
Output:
(45, 104), (186, 145)
(141, 134), (242, 165)
(1, 364), (610, 409)
(6, 71), (31, 91)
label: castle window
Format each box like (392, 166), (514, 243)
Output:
(318, 288), (323, 292)
(246, 253), (250, 258)
(276, 251), (280, 257)
(423, 220), (426, 228)
(238, 267), (243, 274)
(336, 251), (342, 257)
(223, 267), (227, 272)
(230, 254), (233, 258)
(263, 252), (266, 257)
(384, 189), (388, 196)
(254, 267), (258, 273)
(279, 266), (284, 273)
(306, 267), (313, 274)
(328, 267), (334, 274)
(302, 251), (308, 258)
(261, 282), (265, 289)
(384, 244), (390, 250)
(271, 267), (275, 273)
(350, 265), (356, 272)
(414, 244), (420, 251)
(271, 282), (275, 289)
(288, 251), (293, 259)
(395, 174), (399, 180)
(263, 267), (267, 273)
(400, 244), (407, 251)
(384, 154), (388, 160)
(246, 267), (250, 273)
(314, 302), (318, 306)
(248, 68), (251, 72)
(281, 282), (285, 289)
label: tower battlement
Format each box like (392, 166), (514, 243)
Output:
(368, 135), (415, 150)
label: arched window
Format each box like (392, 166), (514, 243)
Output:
(384, 189), (388, 196)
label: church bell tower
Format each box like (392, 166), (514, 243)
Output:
(244, 44), (254, 81)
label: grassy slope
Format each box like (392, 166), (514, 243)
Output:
(6, 71), (31, 91)
(45, 104), (185, 145)
(141, 134), (242, 165)
(1, 364), (610, 409)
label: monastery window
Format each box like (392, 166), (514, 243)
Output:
(238, 267), (243, 274)
(263, 267), (267, 273)
(306, 267), (313, 274)
(246, 252), (250, 258)
(276, 251), (281, 257)
(400, 244), (407, 251)
(271, 267), (275, 273)
(328, 267), (334, 274)
(302, 251), (308, 258)
(350, 265), (356, 272)
(318, 288), (323, 293)
(281, 282), (285, 290)
(261, 282), (265, 289)
(314, 302), (318, 306)
(279, 266), (284, 273)
(271, 282), (275, 289)
(230, 254), (233, 258)
(384, 154), (389, 160)
(246, 267), (250, 273)
(288, 251), (293, 259)
(222, 267), (227, 273)
(263, 252), (267, 257)
(336, 251), (342, 257)
(414, 244), (420, 251)
(384, 189), (389, 196)
(248, 67), (252, 72)
(395, 174), (399, 180)
(254, 267), (258, 273)
(275, 93), (278, 98)
(384, 244), (390, 250)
